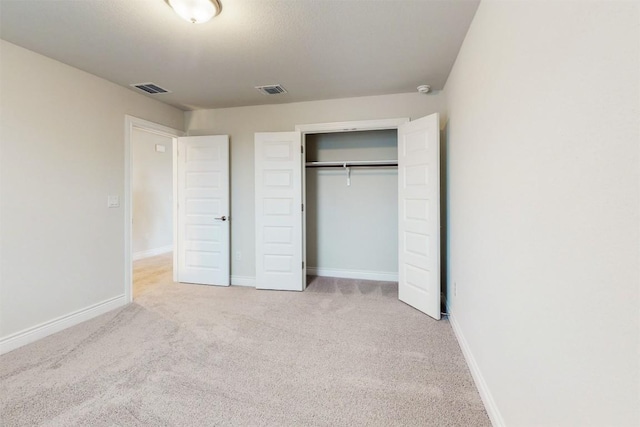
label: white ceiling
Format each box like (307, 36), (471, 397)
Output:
(0, 0), (480, 111)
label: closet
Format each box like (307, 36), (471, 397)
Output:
(255, 115), (441, 320)
(304, 130), (399, 282)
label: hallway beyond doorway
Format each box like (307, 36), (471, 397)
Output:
(133, 252), (172, 299)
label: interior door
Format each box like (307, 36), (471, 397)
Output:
(255, 131), (303, 291)
(177, 135), (230, 286)
(398, 114), (441, 319)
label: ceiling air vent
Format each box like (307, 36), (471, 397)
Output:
(255, 84), (287, 95)
(130, 82), (171, 95)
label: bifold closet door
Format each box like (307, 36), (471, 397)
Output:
(255, 132), (304, 291)
(176, 135), (230, 286)
(398, 114), (441, 320)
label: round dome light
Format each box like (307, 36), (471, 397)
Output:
(167, 0), (221, 24)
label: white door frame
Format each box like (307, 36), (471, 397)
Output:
(124, 115), (184, 303)
(294, 118), (409, 290)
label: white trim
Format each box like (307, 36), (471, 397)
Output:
(231, 276), (256, 287)
(132, 245), (173, 261)
(449, 314), (505, 427)
(295, 118), (410, 134)
(307, 267), (398, 282)
(125, 115), (183, 303)
(0, 295), (127, 355)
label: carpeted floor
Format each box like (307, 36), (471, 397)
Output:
(0, 255), (490, 426)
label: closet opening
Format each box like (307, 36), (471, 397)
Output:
(303, 129), (399, 289)
(257, 115), (439, 318)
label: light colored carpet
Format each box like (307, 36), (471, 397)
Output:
(0, 256), (490, 426)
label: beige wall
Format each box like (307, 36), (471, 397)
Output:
(186, 92), (446, 280)
(0, 41), (184, 340)
(132, 129), (174, 256)
(444, 1), (639, 426)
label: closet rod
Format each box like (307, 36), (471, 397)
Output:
(305, 160), (398, 168)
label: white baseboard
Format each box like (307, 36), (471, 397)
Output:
(231, 275), (256, 287)
(307, 267), (398, 282)
(449, 313), (505, 427)
(0, 294), (127, 355)
(132, 245), (172, 261)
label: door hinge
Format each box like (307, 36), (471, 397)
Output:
(301, 204), (304, 212)
(302, 261), (305, 269)
(301, 145), (304, 154)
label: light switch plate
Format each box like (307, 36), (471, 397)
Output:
(107, 195), (120, 208)
(155, 144), (166, 153)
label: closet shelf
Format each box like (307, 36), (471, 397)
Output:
(305, 160), (398, 168)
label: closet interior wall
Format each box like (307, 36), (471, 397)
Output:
(305, 130), (399, 281)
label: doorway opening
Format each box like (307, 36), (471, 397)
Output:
(304, 129), (399, 288)
(124, 116), (182, 303)
(131, 127), (175, 298)
(295, 118), (410, 292)
(276, 115), (441, 319)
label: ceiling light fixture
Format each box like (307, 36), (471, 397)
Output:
(167, 0), (222, 24)
(417, 85), (431, 94)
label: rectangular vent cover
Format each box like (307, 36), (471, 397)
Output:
(255, 84), (287, 95)
(130, 82), (171, 94)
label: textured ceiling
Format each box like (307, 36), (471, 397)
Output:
(0, 0), (480, 111)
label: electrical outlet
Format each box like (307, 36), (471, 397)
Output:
(235, 251), (241, 261)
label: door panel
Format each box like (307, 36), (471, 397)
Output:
(177, 135), (230, 286)
(255, 132), (303, 291)
(398, 114), (440, 319)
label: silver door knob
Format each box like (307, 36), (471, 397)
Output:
(215, 215), (227, 221)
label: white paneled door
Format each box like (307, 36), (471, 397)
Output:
(398, 114), (441, 320)
(255, 132), (303, 291)
(177, 135), (230, 286)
